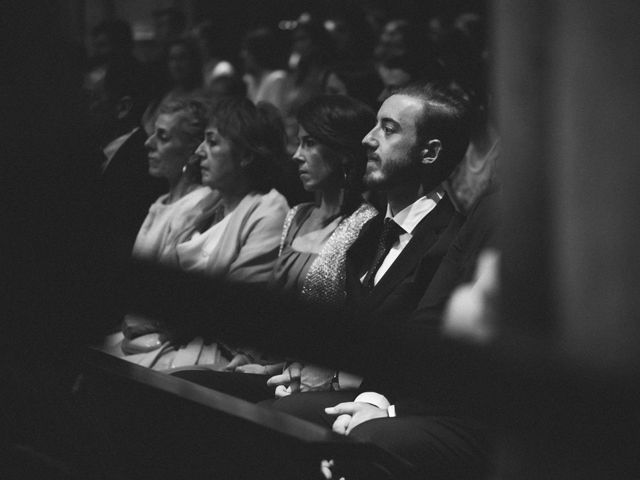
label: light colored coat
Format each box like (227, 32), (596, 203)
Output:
(175, 189), (289, 284)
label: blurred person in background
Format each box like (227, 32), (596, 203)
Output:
(91, 57), (166, 265)
(152, 7), (187, 58)
(142, 37), (204, 135)
(240, 27), (289, 113)
(85, 19), (140, 95)
(192, 19), (236, 90)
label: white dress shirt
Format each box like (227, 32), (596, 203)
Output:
(364, 188), (444, 286)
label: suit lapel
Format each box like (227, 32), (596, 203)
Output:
(364, 195), (457, 311)
(102, 127), (146, 181)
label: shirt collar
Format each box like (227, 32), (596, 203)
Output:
(101, 126), (140, 173)
(385, 186), (444, 235)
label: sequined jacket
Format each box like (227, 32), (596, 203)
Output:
(279, 202), (378, 307)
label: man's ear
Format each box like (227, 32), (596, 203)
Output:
(421, 139), (442, 165)
(115, 96), (134, 120)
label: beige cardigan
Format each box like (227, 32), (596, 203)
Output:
(174, 189), (289, 284)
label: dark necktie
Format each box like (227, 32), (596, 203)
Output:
(363, 218), (402, 290)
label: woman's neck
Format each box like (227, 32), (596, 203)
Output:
(165, 175), (199, 204)
(219, 183), (252, 215)
(316, 187), (343, 218)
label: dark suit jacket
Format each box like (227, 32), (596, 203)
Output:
(98, 127), (167, 261)
(343, 195), (465, 371)
(382, 190), (501, 416)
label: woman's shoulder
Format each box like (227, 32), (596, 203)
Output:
(280, 202), (315, 245)
(345, 202), (378, 225)
(229, 189), (289, 232)
(245, 189), (290, 212)
(287, 202), (315, 222)
(174, 186), (212, 208)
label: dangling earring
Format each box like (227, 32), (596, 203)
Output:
(182, 164), (188, 174)
(339, 167), (347, 208)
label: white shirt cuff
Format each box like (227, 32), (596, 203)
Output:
(354, 392), (391, 409)
(387, 404), (396, 417)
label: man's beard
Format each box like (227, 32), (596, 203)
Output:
(364, 145), (423, 191)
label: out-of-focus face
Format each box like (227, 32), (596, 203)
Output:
(240, 48), (258, 74)
(362, 94), (423, 190)
(377, 65), (412, 104)
(292, 29), (313, 56)
(91, 32), (113, 62)
(324, 72), (348, 96)
(145, 112), (191, 181)
(293, 126), (340, 192)
(168, 44), (193, 84)
(195, 125), (241, 192)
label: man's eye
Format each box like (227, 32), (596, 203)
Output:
(303, 138), (316, 147)
(382, 125), (393, 135)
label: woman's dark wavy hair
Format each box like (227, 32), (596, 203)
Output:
(296, 94), (375, 214)
(208, 96), (286, 193)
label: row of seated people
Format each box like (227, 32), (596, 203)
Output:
(93, 10), (489, 264)
(98, 80), (500, 479)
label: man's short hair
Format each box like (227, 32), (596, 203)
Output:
(396, 82), (472, 187)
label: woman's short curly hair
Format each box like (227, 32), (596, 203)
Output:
(158, 96), (209, 149)
(207, 96), (287, 193)
(158, 96), (209, 182)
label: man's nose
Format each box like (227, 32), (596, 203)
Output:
(144, 134), (155, 151)
(362, 129), (377, 148)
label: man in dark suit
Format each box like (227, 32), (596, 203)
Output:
(267, 83), (471, 393)
(92, 58), (167, 263)
(262, 83), (496, 479)
(324, 189), (500, 480)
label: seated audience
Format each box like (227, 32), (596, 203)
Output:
(142, 38), (205, 135)
(106, 98), (290, 370)
(192, 19), (236, 89)
(241, 27), (289, 113)
(265, 82), (489, 477)
(171, 94), (378, 395)
(131, 97), (212, 265)
(174, 82), (472, 401)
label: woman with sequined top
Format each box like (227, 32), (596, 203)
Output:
(169, 95), (378, 396)
(270, 94), (378, 308)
